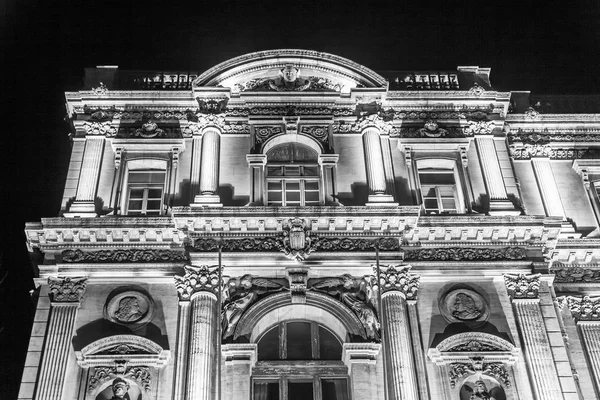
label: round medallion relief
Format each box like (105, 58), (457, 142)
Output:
(104, 290), (155, 330)
(440, 288), (489, 325)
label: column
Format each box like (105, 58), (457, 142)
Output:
(475, 136), (518, 215)
(174, 265), (221, 400)
(190, 135), (203, 200)
(565, 295), (600, 394)
(377, 265), (420, 400)
(34, 277), (87, 400)
(407, 300), (430, 399)
(363, 128), (396, 205)
(531, 158), (565, 217)
(65, 136), (105, 217)
(342, 343), (382, 399)
(504, 273), (563, 400)
(172, 301), (191, 399)
(222, 344), (257, 400)
(193, 128), (222, 206)
(246, 154), (267, 205)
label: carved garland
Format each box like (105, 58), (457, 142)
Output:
(61, 249), (188, 263)
(403, 246), (526, 261)
(551, 265), (600, 283)
(87, 363), (151, 393)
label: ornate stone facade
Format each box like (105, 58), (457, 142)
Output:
(20, 49), (600, 400)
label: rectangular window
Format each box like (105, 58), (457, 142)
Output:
(419, 170), (459, 214)
(266, 165), (320, 206)
(125, 171), (166, 215)
(254, 380), (279, 400)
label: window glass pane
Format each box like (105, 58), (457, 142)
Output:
(146, 200), (162, 210)
(284, 166), (301, 176)
(287, 192), (301, 202)
(438, 186), (455, 197)
(286, 182), (300, 191)
(286, 321), (312, 360)
(254, 381), (279, 400)
(321, 379), (348, 400)
(145, 211), (160, 216)
(128, 200), (143, 210)
(424, 199), (439, 209)
(258, 326), (280, 360)
(267, 181), (282, 190)
(421, 186), (437, 197)
(288, 382), (313, 400)
(268, 192), (282, 202)
(147, 188), (163, 198)
(129, 171), (165, 184)
(304, 192), (320, 204)
(318, 326), (342, 360)
(441, 199), (457, 210)
(267, 167), (283, 176)
(419, 172), (454, 185)
(303, 166), (319, 176)
(304, 181), (319, 191)
(129, 188), (145, 199)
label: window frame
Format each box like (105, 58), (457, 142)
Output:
(252, 320), (349, 400)
(266, 164), (321, 207)
(415, 158), (466, 215)
(119, 159), (169, 216)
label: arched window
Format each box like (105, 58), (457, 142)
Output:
(266, 143), (321, 206)
(253, 320), (349, 400)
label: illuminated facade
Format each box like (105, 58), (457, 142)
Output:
(19, 49), (600, 400)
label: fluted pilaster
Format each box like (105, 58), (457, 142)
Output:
(34, 277), (87, 400)
(363, 128), (396, 205)
(531, 158), (565, 217)
(475, 137), (516, 214)
(172, 301), (191, 399)
(200, 129), (220, 195)
(190, 136), (203, 199)
(174, 265), (222, 400)
(504, 274), (563, 400)
(66, 136), (104, 216)
(564, 295), (600, 394)
(377, 265), (420, 400)
(407, 300), (429, 399)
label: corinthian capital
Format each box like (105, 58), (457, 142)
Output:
(355, 114), (393, 135)
(174, 265), (222, 301)
(48, 277), (87, 303)
(503, 273), (541, 299)
(375, 265), (420, 299)
(564, 295), (600, 322)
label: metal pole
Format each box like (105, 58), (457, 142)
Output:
(376, 245), (389, 400)
(217, 237), (223, 400)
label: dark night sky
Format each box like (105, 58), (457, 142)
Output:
(2, 0), (600, 396)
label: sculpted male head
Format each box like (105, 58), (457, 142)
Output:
(111, 378), (129, 399)
(281, 65), (299, 83)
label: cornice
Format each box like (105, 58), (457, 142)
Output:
(385, 90), (511, 100)
(506, 113), (600, 123)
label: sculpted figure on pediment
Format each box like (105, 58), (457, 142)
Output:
(234, 64), (342, 92)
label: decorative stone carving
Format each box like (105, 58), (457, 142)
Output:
(281, 217), (314, 261)
(87, 364), (151, 394)
(436, 332), (514, 352)
(287, 268), (309, 303)
(300, 125), (329, 143)
(509, 145), (600, 160)
(468, 83), (486, 96)
(234, 65), (342, 92)
(222, 275), (286, 339)
(110, 377), (130, 399)
(482, 363), (511, 387)
(503, 273), (541, 299)
(464, 120), (494, 135)
(91, 82), (108, 96)
(111, 109), (194, 121)
(551, 265), (600, 283)
(173, 265), (222, 300)
(254, 126), (283, 143)
(248, 106), (332, 116)
(309, 274), (380, 340)
(389, 108), (491, 121)
(448, 360), (510, 389)
(449, 341), (500, 352)
(62, 249), (188, 263)
(524, 107), (541, 120)
(116, 125), (183, 138)
(508, 129), (600, 144)
(191, 236), (401, 258)
(440, 289), (489, 325)
(354, 114), (394, 135)
(83, 121), (117, 137)
(194, 113), (226, 130)
(394, 126), (463, 138)
(222, 123), (250, 134)
(403, 246), (526, 261)
(196, 98), (228, 114)
(48, 276), (87, 303)
(104, 289), (156, 330)
(376, 265), (420, 299)
(449, 362), (474, 388)
(564, 295), (600, 321)
(417, 119), (448, 137)
(465, 380), (497, 399)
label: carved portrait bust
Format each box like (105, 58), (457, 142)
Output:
(104, 288), (155, 330)
(440, 288), (489, 325)
(110, 378), (130, 400)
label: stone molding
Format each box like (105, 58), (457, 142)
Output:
(551, 263), (600, 283)
(375, 264), (420, 299)
(503, 273), (541, 299)
(62, 248), (188, 263)
(403, 246), (526, 261)
(435, 332), (515, 352)
(76, 334), (170, 368)
(173, 265), (222, 300)
(221, 343), (257, 366)
(48, 276), (87, 303)
(447, 361), (511, 389)
(342, 343), (381, 371)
